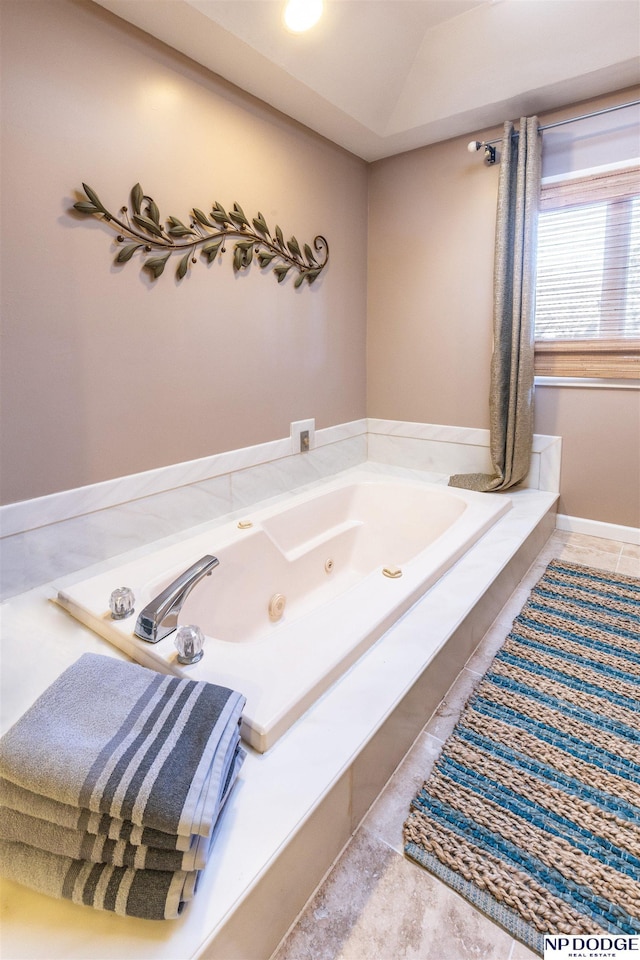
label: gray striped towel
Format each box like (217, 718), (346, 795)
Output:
(0, 805), (210, 871)
(0, 778), (197, 851)
(0, 653), (246, 919)
(0, 653), (245, 836)
(0, 838), (200, 919)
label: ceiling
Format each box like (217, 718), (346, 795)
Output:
(93, 0), (640, 161)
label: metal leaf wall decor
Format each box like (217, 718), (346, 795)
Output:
(72, 183), (329, 287)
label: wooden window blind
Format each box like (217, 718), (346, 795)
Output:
(534, 165), (640, 379)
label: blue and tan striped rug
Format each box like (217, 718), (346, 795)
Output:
(403, 559), (640, 955)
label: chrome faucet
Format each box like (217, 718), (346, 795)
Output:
(134, 554), (219, 643)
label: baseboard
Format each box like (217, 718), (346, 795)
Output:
(556, 513), (640, 546)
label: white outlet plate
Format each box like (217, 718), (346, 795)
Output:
(290, 418), (315, 454)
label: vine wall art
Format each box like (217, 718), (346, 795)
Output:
(72, 183), (329, 287)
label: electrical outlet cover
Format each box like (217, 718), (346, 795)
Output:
(290, 419), (315, 454)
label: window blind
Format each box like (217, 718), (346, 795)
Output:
(534, 165), (640, 379)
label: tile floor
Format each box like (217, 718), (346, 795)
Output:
(272, 531), (640, 960)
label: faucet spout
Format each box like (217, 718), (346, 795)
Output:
(134, 554), (219, 643)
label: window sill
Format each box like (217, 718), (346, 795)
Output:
(534, 376), (640, 390)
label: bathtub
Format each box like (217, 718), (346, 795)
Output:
(57, 469), (511, 752)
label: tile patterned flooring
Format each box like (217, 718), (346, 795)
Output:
(272, 531), (640, 960)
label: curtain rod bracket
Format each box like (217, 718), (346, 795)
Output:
(467, 140), (497, 164)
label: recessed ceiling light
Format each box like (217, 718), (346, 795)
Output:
(283, 0), (323, 33)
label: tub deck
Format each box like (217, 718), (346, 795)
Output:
(0, 465), (557, 960)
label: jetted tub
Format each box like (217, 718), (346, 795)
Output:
(57, 470), (511, 752)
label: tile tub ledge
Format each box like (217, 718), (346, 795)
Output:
(0, 472), (557, 960)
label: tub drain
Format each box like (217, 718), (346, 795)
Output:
(268, 593), (286, 621)
(325, 558), (334, 573)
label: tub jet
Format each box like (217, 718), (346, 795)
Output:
(268, 593), (286, 621)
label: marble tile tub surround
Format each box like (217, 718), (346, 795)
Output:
(0, 426), (368, 601)
(367, 419), (562, 496)
(0, 420), (562, 601)
(0, 420), (369, 538)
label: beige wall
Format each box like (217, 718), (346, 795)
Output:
(368, 90), (640, 529)
(367, 133), (500, 429)
(0, 0), (368, 504)
(534, 385), (639, 528)
(2, 2), (638, 529)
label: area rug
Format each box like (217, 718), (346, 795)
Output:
(403, 559), (640, 955)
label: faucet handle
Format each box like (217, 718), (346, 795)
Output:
(109, 586), (135, 620)
(175, 624), (205, 664)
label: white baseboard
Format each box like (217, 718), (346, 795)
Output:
(556, 513), (640, 546)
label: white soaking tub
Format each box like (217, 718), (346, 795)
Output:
(57, 470), (510, 752)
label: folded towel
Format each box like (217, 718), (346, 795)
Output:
(0, 806), (208, 871)
(0, 653), (247, 919)
(0, 743), (245, 874)
(0, 653), (246, 838)
(0, 839), (198, 919)
(0, 778), (195, 851)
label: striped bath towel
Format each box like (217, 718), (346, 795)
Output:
(0, 803), (211, 871)
(0, 653), (246, 919)
(0, 778), (199, 851)
(0, 654), (245, 837)
(0, 838), (200, 919)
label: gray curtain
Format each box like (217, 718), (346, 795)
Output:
(450, 116), (541, 492)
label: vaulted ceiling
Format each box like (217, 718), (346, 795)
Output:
(93, 0), (640, 160)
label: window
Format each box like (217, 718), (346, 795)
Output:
(534, 165), (640, 379)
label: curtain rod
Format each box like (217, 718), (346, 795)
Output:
(482, 98), (640, 147)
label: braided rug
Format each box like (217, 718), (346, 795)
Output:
(403, 559), (640, 955)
